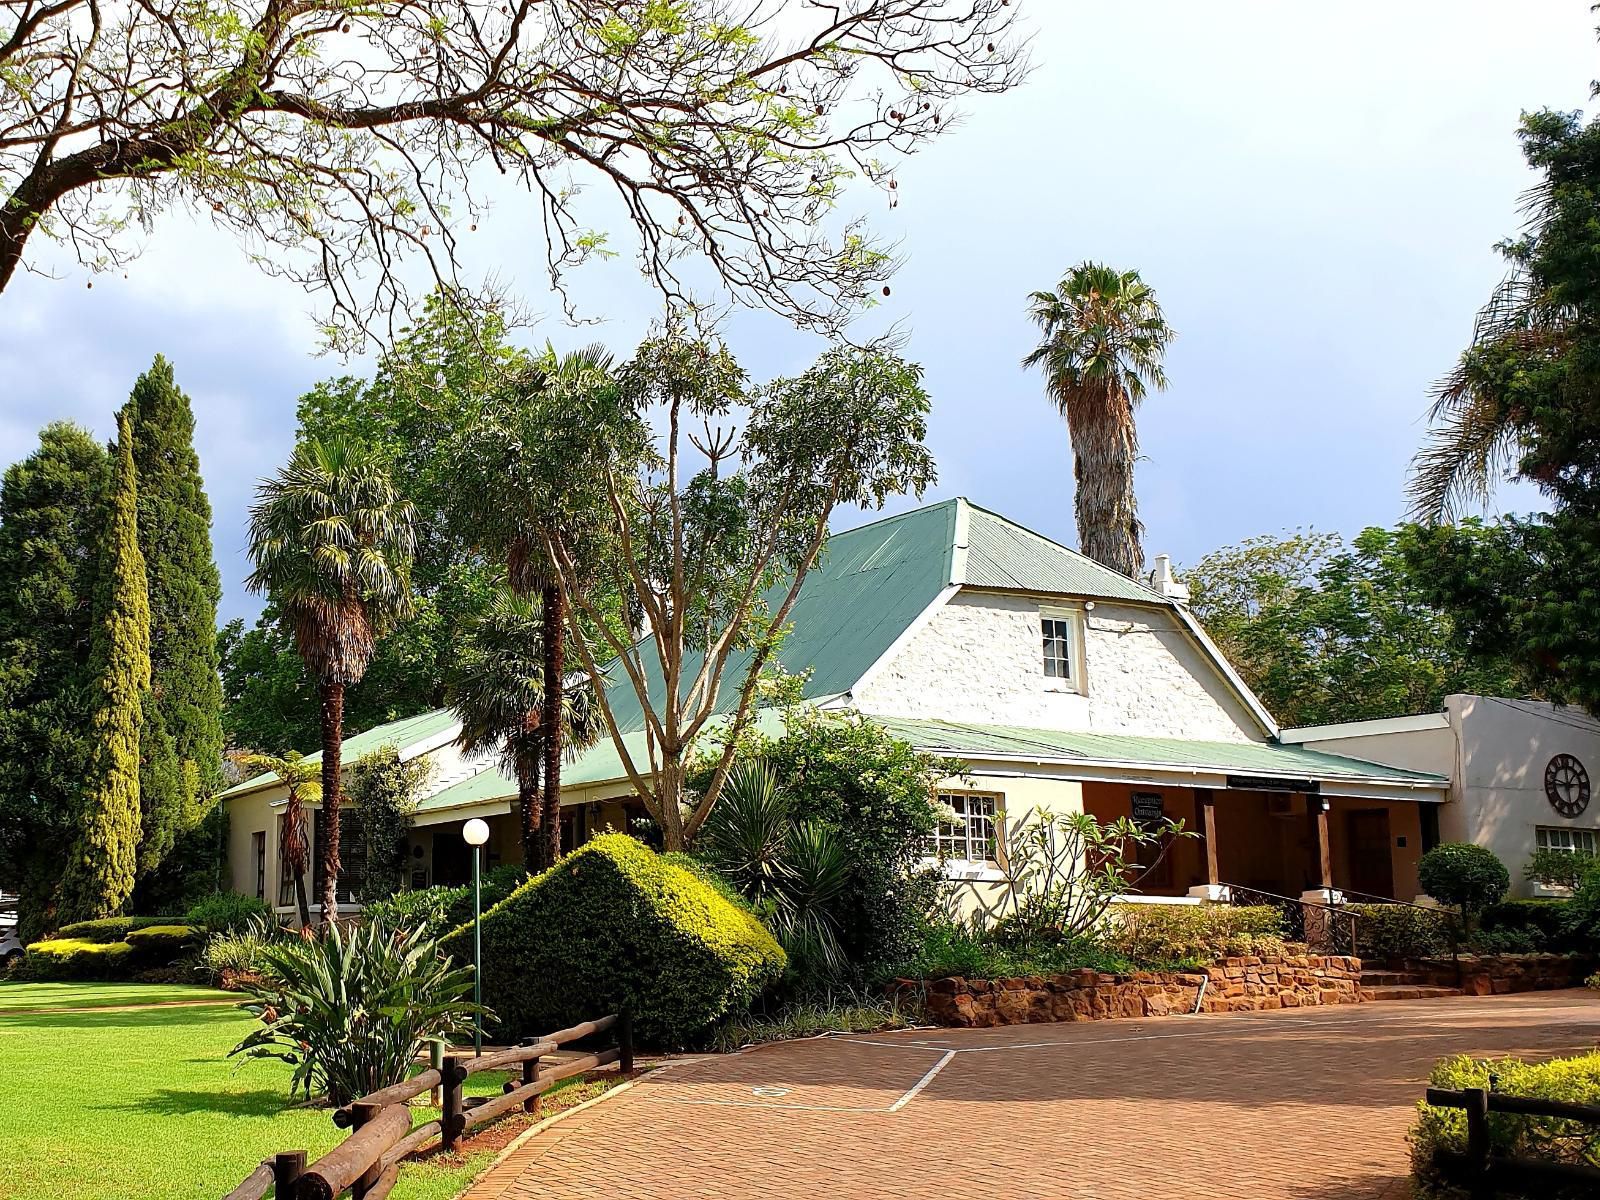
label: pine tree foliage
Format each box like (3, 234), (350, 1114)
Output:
(59, 414), (151, 923)
(0, 423), (109, 941)
(119, 356), (225, 881)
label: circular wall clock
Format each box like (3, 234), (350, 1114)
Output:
(1545, 754), (1591, 818)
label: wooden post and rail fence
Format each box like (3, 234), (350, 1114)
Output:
(1423, 1085), (1600, 1197)
(222, 1012), (634, 1200)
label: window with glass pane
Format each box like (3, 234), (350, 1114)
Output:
(928, 792), (999, 862)
(1041, 616), (1073, 679)
(1536, 826), (1599, 855)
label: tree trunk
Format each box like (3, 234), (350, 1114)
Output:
(656, 758), (686, 853)
(1066, 386), (1144, 578)
(318, 680), (345, 923)
(515, 721), (542, 873)
(293, 870), (312, 931)
(540, 583), (565, 869)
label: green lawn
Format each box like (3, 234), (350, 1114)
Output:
(0, 981), (582, 1200)
(0, 981), (239, 1011)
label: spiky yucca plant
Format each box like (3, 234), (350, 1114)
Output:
(230, 917), (479, 1106)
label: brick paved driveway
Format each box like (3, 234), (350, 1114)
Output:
(466, 990), (1600, 1200)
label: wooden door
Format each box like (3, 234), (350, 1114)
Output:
(1345, 809), (1394, 899)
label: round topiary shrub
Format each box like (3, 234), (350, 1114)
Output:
(1419, 843), (1511, 917)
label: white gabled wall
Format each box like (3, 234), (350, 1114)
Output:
(851, 589), (1261, 742)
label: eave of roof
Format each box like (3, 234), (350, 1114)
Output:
(873, 716), (1448, 788)
(219, 707), (460, 800)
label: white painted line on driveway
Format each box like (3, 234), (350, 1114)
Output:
(888, 1049), (957, 1112)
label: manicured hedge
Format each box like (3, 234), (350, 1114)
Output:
(125, 924), (201, 959)
(1349, 904), (1455, 963)
(1478, 899), (1578, 954)
(1411, 1050), (1600, 1198)
(443, 834), (785, 1047)
(184, 892), (272, 933)
(23, 939), (137, 980)
(1104, 903), (1286, 967)
(52, 916), (173, 944)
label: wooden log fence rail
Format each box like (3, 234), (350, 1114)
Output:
(220, 1012), (633, 1200)
(1424, 1085), (1600, 1198)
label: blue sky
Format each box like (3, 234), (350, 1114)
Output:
(2, 2), (1592, 625)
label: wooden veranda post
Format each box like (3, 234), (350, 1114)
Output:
(1197, 788), (1219, 886)
(1308, 795), (1333, 889)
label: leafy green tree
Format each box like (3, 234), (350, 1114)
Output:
(58, 415), (150, 924)
(448, 588), (603, 870)
(1407, 108), (1600, 714)
(0, 423), (109, 940)
(700, 709), (955, 983)
(456, 328), (937, 851)
(1, 2), (1022, 345)
(118, 356), (226, 887)
(1023, 263), (1176, 578)
(246, 439), (416, 919)
(448, 342), (620, 866)
(345, 746), (432, 901)
(1185, 525), (1528, 727)
(222, 297), (517, 754)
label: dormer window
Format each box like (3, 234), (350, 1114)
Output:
(1042, 615), (1073, 679)
(1039, 605), (1085, 693)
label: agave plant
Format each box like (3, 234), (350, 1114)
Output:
(230, 917), (480, 1106)
(699, 761), (851, 985)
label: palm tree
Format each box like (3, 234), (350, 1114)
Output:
(1407, 273), (1567, 520)
(1023, 264), (1175, 578)
(246, 439), (415, 921)
(501, 344), (617, 869)
(448, 588), (602, 870)
(236, 751), (320, 929)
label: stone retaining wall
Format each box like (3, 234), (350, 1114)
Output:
(900, 953), (1363, 1028)
(1407, 953), (1593, 996)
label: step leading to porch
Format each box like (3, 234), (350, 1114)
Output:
(1360, 984), (1464, 1002)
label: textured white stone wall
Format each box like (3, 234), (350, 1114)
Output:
(852, 590), (1260, 742)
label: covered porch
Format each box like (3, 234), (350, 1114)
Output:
(1081, 780), (1432, 903)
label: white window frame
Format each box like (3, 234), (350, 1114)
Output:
(1039, 605), (1086, 694)
(927, 791), (1003, 878)
(1533, 826), (1598, 895)
(1535, 826), (1598, 855)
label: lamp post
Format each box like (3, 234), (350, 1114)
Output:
(462, 818), (490, 1057)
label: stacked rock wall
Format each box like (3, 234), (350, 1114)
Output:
(902, 954), (1363, 1028)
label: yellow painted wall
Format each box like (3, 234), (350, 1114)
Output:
(226, 789), (277, 901)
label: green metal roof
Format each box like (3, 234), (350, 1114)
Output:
(599, 502), (960, 734)
(414, 708), (794, 815)
(598, 498), (1175, 735)
(960, 502), (1164, 603)
(219, 707), (460, 798)
(874, 717), (1448, 786)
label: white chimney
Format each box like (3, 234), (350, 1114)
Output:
(1150, 554), (1190, 603)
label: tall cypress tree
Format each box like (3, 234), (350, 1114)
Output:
(119, 356), (225, 882)
(0, 424), (109, 941)
(58, 414), (149, 923)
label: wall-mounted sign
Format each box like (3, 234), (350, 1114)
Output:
(1225, 775), (1319, 794)
(1545, 754), (1591, 818)
(1131, 793), (1165, 823)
